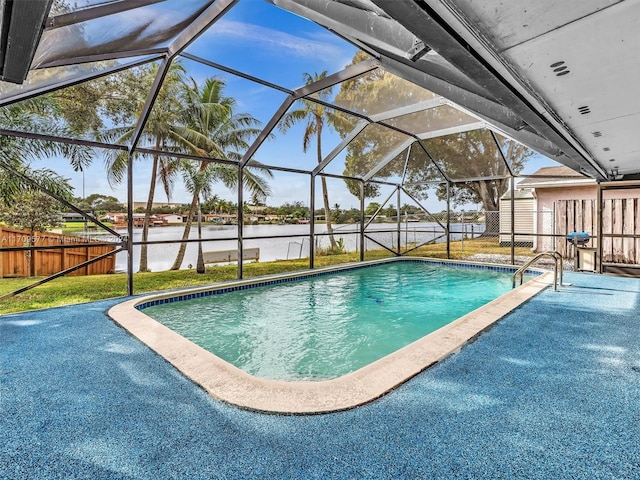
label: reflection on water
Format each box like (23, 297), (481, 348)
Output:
(81, 222), (482, 272)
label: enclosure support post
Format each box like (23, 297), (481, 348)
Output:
(397, 186), (401, 255)
(237, 165), (244, 280)
(596, 182), (603, 273)
(309, 173), (315, 269)
(196, 201), (205, 274)
(552, 203), (557, 253)
(510, 176), (515, 265)
(360, 181), (365, 261)
(446, 181), (451, 259)
(126, 151), (134, 296)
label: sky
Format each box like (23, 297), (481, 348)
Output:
(30, 0), (560, 213)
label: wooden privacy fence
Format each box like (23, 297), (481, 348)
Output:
(1, 226), (117, 278)
(601, 197), (640, 264)
(554, 198), (640, 264)
(554, 199), (596, 259)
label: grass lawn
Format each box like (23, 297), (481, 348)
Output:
(0, 238), (533, 314)
(60, 221), (115, 235)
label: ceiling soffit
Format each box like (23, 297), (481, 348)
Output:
(472, 1), (639, 177)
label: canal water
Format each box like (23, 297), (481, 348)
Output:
(82, 222), (481, 272)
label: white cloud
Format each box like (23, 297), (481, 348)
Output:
(206, 19), (348, 63)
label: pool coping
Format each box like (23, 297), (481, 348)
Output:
(108, 257), (553, 414)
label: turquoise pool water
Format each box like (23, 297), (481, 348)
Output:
(144, 262), (523, 380)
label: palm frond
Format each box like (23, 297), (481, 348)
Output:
(0, 163), (74, 205)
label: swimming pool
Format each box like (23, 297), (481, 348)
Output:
(109, 258), (552, 413)
(142, 261), (529, 381)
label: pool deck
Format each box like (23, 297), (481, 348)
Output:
(2, 271), (639, 479)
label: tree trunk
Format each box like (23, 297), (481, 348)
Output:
(139, 154), (159, 272)
(320, 176), (337, 249)
(170, 190), (199, 270)
(316, 121), (337, 249)
(170, 161), (208, 270)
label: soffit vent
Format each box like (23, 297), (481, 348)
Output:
(578, 105), (591, 115)
(550, 61), (570, 77)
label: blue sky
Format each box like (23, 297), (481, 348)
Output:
(36, 0), (559, 213)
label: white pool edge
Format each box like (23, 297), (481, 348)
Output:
(108, 258), (553, 414)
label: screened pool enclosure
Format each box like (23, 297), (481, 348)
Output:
(1, 0), (639, 298)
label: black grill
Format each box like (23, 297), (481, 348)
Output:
(567, 231), (590, 247)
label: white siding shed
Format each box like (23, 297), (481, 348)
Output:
(499, 188), (535, 246)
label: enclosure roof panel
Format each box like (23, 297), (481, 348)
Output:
(0, 55), (157, 106)
(33, 0), (217, 69)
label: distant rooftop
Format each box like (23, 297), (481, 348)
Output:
(517, 166), (596, 189)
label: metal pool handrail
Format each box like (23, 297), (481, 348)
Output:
(513, 251), (564, 291)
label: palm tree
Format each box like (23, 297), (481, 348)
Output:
(200, 194), (220, 214)
(218, 199), (234, 216)
(279, 72), (350, 250)
(103, 62), (188, 272)
(0, 95), (92, 203)
(168, 77), (272, 270)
